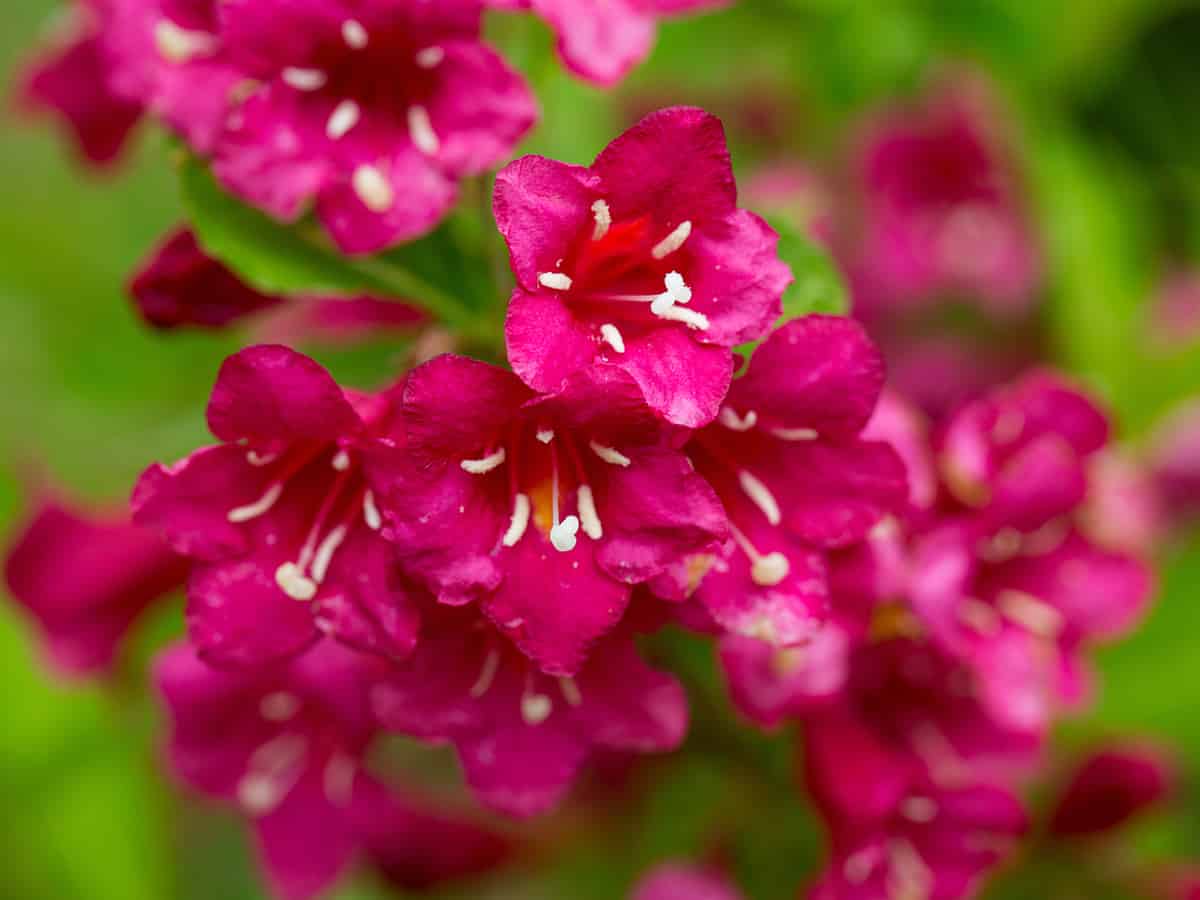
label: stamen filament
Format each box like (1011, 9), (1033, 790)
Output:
(651, 220), (693, 259)
(738, 470), (782, 526)
(461, 447), (506, 474)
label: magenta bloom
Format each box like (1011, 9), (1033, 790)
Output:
(371, 605), (688, 817)
(495, 107), (790, 428)
(655, 317), (907, 647)
(4, 494), (187, 676)
(17, 1), (143, 165)
(206, 0), (536, 254)
(1049, 743), (1177, 838)
(848, 79), (1040, 319)
(368, 353), (726, 676)
(631, 862), (745, 900)
(1151, 398), (1200, 525)
(494, 0), (728, 86)
(133, 345), (419, 666)
(156, 641), (509, 899)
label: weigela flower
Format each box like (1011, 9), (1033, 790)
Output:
(631, 862), (746, 900)
(495, 107), (790, 428)
(1048, 742), (1178, 839)
(371, 604), (688, 817)
(492, 0), (729, 86)
(18, 1), (143, 165)
(654, 317), (907, 648)
(156, 641), (510, 900)
(208, 0), (537, 254)
(1151, 398), (1200, 526)
(133, 344), (419, 666)
(368, 353), (726, 676)
(910, 371), (1155, 732)
(4, 493), (187, 676)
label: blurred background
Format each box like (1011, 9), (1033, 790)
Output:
(1, 1), (1199, 897)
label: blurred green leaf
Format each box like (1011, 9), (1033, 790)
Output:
(768, 215), (850, 320)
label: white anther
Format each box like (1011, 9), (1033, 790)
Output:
(550, 515), (580, 552)
(772, 427), (819, 441)
(227, 482), (284, 523)
(461, 447), (507, 474)
(326, 99), (360, 140)
(843, 848), (880, 885)
(352, 164), (394, 212)
(281, 67), (327, 91)
(751, 551), (790, 587)
(407, 105), (439, 155)
(998, 590), (1063, 637)
(154, 20), (217, 64)
(663, 271), (693, 304)
(341, 19), (368, 49)
(559, 677), (583, 707)
(362, 490), (382, 531)
(599, 323), (626, 354)
(275, 562), (318, 601)
(739, 470), (782, 526)
(323, 753), (357, 807)
(415, 46), (445, 68)
(589, 441), (631, 467)
(259, 691), (300, 722)
(901, 796), (939, 823)
(576, 485), (603, 540)
(310, 524), (348, 584)
(656, 303), (710, 331)
(958, 598), (1001, 635)
(538, 272), (573, 291)
(246, 449), (278, 466)
(521, 692), (553, 725)
(502, 493), (531, 547)
(591, 199), (612, 240)
(330, 449), (351, 471)
(237, 772), (286, 816)
(651, 220), (693, 259)
(536, 429), (555, 444)
(470, 649), (502, 698)
(719, 407), (758, 431)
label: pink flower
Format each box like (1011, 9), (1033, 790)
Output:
(208, 0), (536, 254)
(133, 345), (420, 666)
(1151, 271), (1200, 348)
(156, 641), (510, 899)
(4, 493), (187, 676)
(631, 862), (745, 900)
(743, 161), (834, 245)
(1151, 398), (1200, 526)
(368, 353), (726, 676)
(495, 107), (790, 428)
(17, 1), (143, 165)
(1049, 743), (1178, 838)
(494, 0), (729, 86)
(371, 605), (688, 817)
(655, 317), (908, 648)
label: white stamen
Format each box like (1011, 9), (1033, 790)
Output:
(352, 164), (393, 212)
(326, 99), (360, 140)
(323, 753), (356, 807)
(591, 199), (612, 240)
(657, 304), (710, 330)
(901, 796), (938, 823)
(536, 429), (555, 444)
(502, 493), (531, 547)
(415, 46), (445, 68)
(461, 447), (506, 474)
(247, 449), (278, 466)
(153, 20), (217, 64)
(998, 590), (1063, 637)
(651, 220), (692, 259)
(589, 441), (631, 467)
(227, 482), (284, 523)
(310, 524), (348, 584)
(237, 772), (286, 816)
(407, 105), (439, 155)
(599, 323), (626, 354)
(281, 67), (327, 91)
(958, 598), (1001, 635)
(330, 449), (351, 471)
(843, 847), (880, 885)
(550, 515), (580, 552)
(577, 485), (603, 540)
(772, 427), (819, 441)
(559, 677), (583, 707)
(275, 562), (318, 601)
(521, 692), (553, 725)
(739, 470), (782, 526)
(362, 491), (382, 531)
(662, 270), (693, 305)
(538, 272), (573, 291)
(751, 552), (790, 587)
(341, 19), (368, 49)
(719, 407), (758, 431)
(259, 691), (300, 722)
(470, 649), (501, 698)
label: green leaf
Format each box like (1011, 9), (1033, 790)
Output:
(768, 214), (850, 320)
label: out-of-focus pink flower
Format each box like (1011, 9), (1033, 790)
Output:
(157, 641), (510, 899)
(1081, 450), (1165, 556)
(1048, 743), (1178, 838)
(631, 862), (745, 900)
(744, 162), (834, 245)
(4, 493), (187, 676)
(203, 0), (536, 254)
(367, 353), (726, 676)
(495, 107), (789, 428)
(1151, 399), (1200, 525)
(493, 0), (729, 86)
(17, 1), (143, 166)
(371, 605), (688, 817)
(133, 345), (420, 667)
(1151, 272), (1200, 348)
